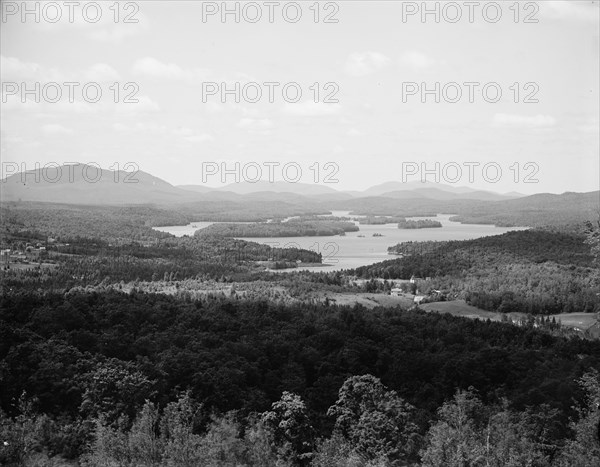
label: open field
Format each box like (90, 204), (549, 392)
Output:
(323, 292), (415, 309)
(549, 313), (599, 331)
(420, 300), (507, 322)
(420, 300), (599, 335)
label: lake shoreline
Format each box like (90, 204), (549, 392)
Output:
(154, 212), (528, 272)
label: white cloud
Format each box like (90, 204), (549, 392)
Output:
(540, 1), (599, 22)
(345, 52), (390, 77)
(493, 114), (557, 128)
(399, 51), (436, 70)
(42, 123), (74, 135)
(282, 102), (341, 117)
(0, 56), (41, 79)
(1, 56), (122, 85)
(2, 135), (24, 144)
(113, 122), (167, 133)
(172, 127), (195, 137)
(237, 118), (273, 136)
(132, 57), (209, 82)
(184, 134), (213, 143)
(87, 12), (150, 43)
(112, 123), (212, 143)
(115, 95), (160, 115)
(171, 127), (213, 142)
(204, 102), (224, 113)
(88, 27), (138, 43)
(347, 128), (363, 136)
(85, 63), (121, 82)
(1, 99), (99, 118)
(237, 118), (273, 129)
(578, 118), (600, 133)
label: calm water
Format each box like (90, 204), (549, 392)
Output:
(154, 211), (527, 272)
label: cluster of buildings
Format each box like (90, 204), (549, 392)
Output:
(390, 276), (445, 304)
(1, 243), (47, 267)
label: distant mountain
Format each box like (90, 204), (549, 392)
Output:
(445, 191), (600, 228)
(177, 179), (523, 201)
(333, 190), (599, 228)
(351, 181), (523, 200)
(2, 165), (590, 230)
(379, 188), (516, 201)
(1, 164), (201, 205)
(177, 184), (214, 194)
(178, 180), (340, 196)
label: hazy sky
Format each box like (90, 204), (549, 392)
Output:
(1, 0), (599, 194)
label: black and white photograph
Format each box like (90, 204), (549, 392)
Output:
(1, 1), (599, 465)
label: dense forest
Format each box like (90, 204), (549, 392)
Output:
(1, 291), (600, 466)
(0, 202), (328, 245)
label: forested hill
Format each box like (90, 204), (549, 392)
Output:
(448, 191), (600, 228)
(338, 191), (599, 229)
(195, 220), (359, 238)
(355, 229), (599, 315)
(385, 229), (594, 268)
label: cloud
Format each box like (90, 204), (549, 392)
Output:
(183, 133), (213, 143)
(578, 118), (600, 133)
(237, 118), (273, 136)
(132, 57), (209, 82)
(399, 51), (436, 70)
(42, 123), (74, 135)
(237, 118), (273, 129)
(172, 127), (213, 142)
(493, 113), (556, 128)
(0, 55), (41, 79)
(2, 135), (24, 144)
(172, 127), (196, 137)
(540, 1), (599, 22)
(0, 55), (63, 81)
(112, 123), (212, 143)
(113, 122), (167, 133)
(282, 102), (341, 117)
(85, 63), (121, 82)
(345, 52), (390, 77)
(88, 27), (138, 43)
(86, 11), (149, 43)
(1, 56), (121, 84)
(115, 95), (160, 115)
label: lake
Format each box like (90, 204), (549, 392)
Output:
(154, 211), (527, 272)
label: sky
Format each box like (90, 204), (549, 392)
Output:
(1, 0), (599, 194)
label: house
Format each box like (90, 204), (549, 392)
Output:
(26, 249), (41, 261)
(414, 295), (426, 304)
(390, 288), (404, 296)
(1, 249), (10, 265)
(11, 253), (27, 262)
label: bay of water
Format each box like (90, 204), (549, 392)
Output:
(154, 211), (526, 272)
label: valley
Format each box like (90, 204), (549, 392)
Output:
(1, 166), (599, 467)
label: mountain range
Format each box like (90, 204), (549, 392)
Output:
(2, 164), (524, 205)
(1, 164), (598, 228)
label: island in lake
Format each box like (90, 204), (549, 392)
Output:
(398, 219), (443, 229)
(195, 220), (359, 237)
